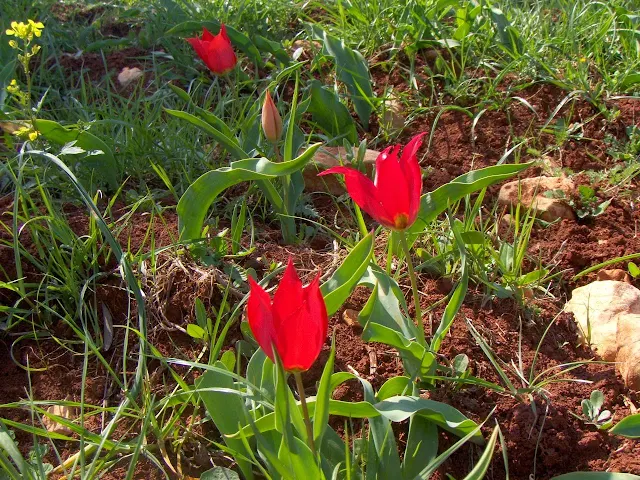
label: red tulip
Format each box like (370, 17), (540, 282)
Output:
(247, 259), (328, 372)
(186, 25), (237, 75)
(318, 133), (426, 230)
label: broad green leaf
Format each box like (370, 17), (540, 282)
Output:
(407, 163), (533, 238)
(403, 416), (438, 479)
(364, 377), (402, 480)
(178, 144), (321, 241)
(321, 231), (374, 315)
(278, 434), (322, 479)
(200, 466), (240, 480)
(320, 31), (374, 128)
(186, 323), (205, 339)
(308, 80), (358, 144)
(374, 396), (484, 444)
(489, 7), (523, 56)
(253, 35), (290, 65)
(552, 474), (640, 480)
(628, 262), (640, 278)
(358, 265), (416, 338)
(314, 340), (336, 447)
(197, 363), (254, 479)
(166, 21), (262, 65)
(518, 268), (549, 286)
(231, 395), (482, 444)
(33, 119), (118, 189)
(165, 109), (247, 161)
(167, 84), (236, 139)
(376, 376), (412, 401)
(620, 73), (640, 91)
(610, 413), (640, 438)
(362, 322), (435, 379)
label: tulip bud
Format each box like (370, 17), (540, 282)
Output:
(261, 91), (283, 143)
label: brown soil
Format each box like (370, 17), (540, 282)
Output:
(50, 47), (156, 91)
(2, 46), (640, 479)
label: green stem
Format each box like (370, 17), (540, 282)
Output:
(294, 371), (316, 454)
(399, 230), (426, 346)
(386, 233), (394, 275)
(354, 204), (368, 238)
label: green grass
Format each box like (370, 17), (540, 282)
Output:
(1, 0), (640, 477)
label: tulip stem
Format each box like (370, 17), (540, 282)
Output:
(399, 231), (426, 346)
(294, 371), (316, 454)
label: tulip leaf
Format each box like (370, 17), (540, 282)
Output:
(308, 80), (358, 145)
(358, 265), (416, 338)
(410, 162), (533, 236)
(177, 144), (321, 241)
(610, 413), (640, 438)
(362, 321), (436, 379)
(166, 21), (262, 66)
(33, 119), (118, 190)
(197, 362), (255, 479)
(167, 84), (237, 140)
(310, 26), (374, 128)
(403, 415), (438, 478)
(165, 109), (247, 161)
(229, 395), (483, 445)
(313, 339), (336, 448)
(361, 373), (403, 479)
(253, 35), (290, 65)
(166, 105), (286, 228)
(321, 231), (374, 315)
(376, 376), (412, 401)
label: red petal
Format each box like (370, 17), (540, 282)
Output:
(205, 33), (237, 74)
(201, 27), (215, 42)
(247, 277), (277, 362)
(319, 166), (396, 228)
(219, 23), (231, 43)
(272, 258), (303, 328)
(400, 133), (425, 223)
(275, 272), (328, 371)
(186, 37), (207, 63)
(374, 146), (412, 227)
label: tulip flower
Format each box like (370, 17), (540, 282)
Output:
(261, 91), (283, 143)
(318, 133), (426, 231)
(320, 133), (428, 346)
(186, 24), (237, 76)
(247, 258), (328, 372)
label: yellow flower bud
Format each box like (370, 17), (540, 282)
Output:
(261, 90), (283, 143)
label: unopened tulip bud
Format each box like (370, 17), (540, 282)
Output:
(261, 91), (283, 143)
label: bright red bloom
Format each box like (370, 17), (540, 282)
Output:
(318, 133), (426, 230)
(247, 259), (328, 372)
(186, 25), (237, 75)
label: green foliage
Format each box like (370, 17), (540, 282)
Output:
(307, 80), (358, 144)
(33, 119), (119, 190)
(572, 390), (613, 430)
(177, 145), (320, 244)
(309, 25), (374, 128)
(610, 413), (640, 439)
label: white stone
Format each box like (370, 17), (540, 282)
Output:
(498, 176), (575, 222)
(565, 280), (640, 389)
(117, 67), (143, 87)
